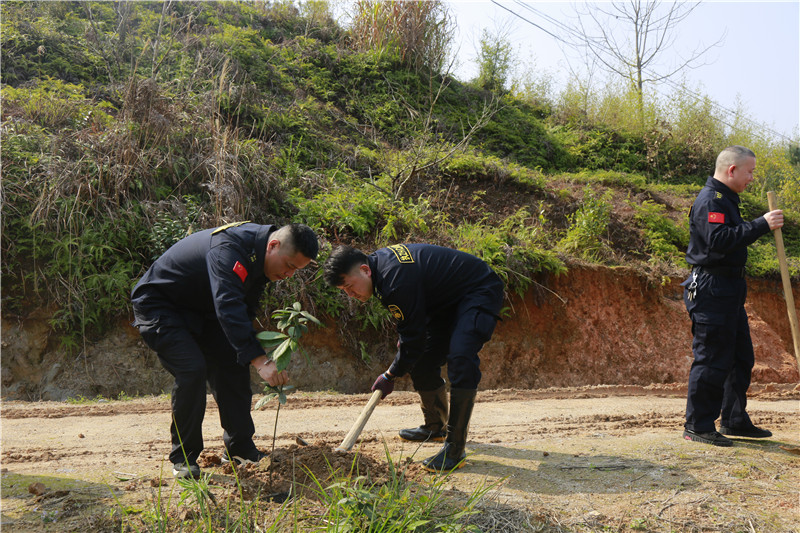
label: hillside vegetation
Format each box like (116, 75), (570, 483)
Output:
(2, 1), (799, 352)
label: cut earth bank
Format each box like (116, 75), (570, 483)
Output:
(2, 265), (798, 400)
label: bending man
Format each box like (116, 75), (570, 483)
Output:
(132, 222), (318, 478)
(324, 243), (504, 471)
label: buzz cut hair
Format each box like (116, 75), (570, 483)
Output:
(716, 145), (756, 174)
(323, 245), (368, 287)
(273, 223), (319, 260)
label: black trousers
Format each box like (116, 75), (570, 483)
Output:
(683, 272), (754, 432)
(138, 317), (256, 465)
(410, 283), (504, 392)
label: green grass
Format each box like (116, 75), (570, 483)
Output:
(65, 391), (136, 404)
(112, 447), (507, 533)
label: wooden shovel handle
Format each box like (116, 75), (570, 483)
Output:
(767, 191), (800, 370)
(335, 389), (383, 452)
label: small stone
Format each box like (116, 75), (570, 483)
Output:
(28, 482), (47, 496)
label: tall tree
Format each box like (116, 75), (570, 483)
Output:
(567, 0), (723, 126)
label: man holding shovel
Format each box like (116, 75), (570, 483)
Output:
(681, 146), (784, 447)
(323, 244), (504, 471)
(131, 222), (318, 478)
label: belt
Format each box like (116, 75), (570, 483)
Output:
(693, 265), (745, 278)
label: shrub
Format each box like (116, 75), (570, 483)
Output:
(347, 0), (454, 74)
(633, 200), (689, 267)
(449, 208), (565, 295)
(557, 187), (613, 261)
(1, 78), (115, 130)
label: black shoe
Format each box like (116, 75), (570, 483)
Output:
(682, 429), (733, 447)
(173, 462), (201, 479)
(399, 426), (446, 442)
(223, 449), (268, 465)
(719, 425), (772, 438)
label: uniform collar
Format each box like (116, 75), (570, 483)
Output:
(706, 176), (740, 204)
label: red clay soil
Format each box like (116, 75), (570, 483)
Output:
(2, 266), (798, 400)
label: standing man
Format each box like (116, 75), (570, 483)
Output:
(323, 243), (504, 471)
(682, 146), (784, 446)
(132, 222), (318, 478)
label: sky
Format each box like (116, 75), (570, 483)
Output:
(444, 0), (800, 143)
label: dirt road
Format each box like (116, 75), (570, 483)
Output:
(2, 384), (798, 532)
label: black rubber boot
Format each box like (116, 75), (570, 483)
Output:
(399, 385), (448, 442)
(422, 388), (476, 472)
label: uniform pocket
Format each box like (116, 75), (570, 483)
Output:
(691, 275), (741, 325)
(472, 309), (498, 343)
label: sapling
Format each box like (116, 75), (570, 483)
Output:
(254, 302), (322, 485)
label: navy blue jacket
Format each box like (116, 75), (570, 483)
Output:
(368, 244), (503, 377)
(131, 222), (274, 366)
(685, 177), (770, 267)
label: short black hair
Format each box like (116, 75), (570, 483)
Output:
(323, 245), (368, 286)
(277, 223), (319, 260)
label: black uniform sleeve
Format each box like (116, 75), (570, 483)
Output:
(693, 196), (770, 260)
(385, 275), (427, 378)
(207, 243), (266, 366)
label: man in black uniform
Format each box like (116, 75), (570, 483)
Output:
(682, 146), (783, 446)
(323, 243), (504, 471)
(132, 222), (318, 478)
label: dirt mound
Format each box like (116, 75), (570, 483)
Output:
(197, 442), (428, 499)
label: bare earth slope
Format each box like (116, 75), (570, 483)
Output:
(2, 385), (798, 532)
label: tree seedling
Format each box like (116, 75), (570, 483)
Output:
(254, 302), (322, 485)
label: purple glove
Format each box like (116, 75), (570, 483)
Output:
(371, 372), (395, 399)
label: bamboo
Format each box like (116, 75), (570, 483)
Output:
(766, 191), (800, 372)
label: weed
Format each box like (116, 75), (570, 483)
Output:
(304, 445), (492, 532)
(65, 391), (133, 404)
(557, 187), (613, 261)
(633, 199), (689, 267)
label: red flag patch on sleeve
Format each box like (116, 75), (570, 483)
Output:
(708, 212), (725, 224)
(232, 261), (248, 283)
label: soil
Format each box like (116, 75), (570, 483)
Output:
(2, 384), (799, 532)
(3, 266), (798, 402)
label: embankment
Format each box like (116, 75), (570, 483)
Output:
(2, 266), (797, 400)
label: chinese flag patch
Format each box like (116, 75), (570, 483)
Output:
(708, 212), (725, 224)
(232, 261), (248, 283)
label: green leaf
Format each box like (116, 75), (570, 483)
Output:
(300, 311), (323, 326)
(272, 338), (293, 371)
(256, 331), (287, 341)
(254, 393), (278, 410)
